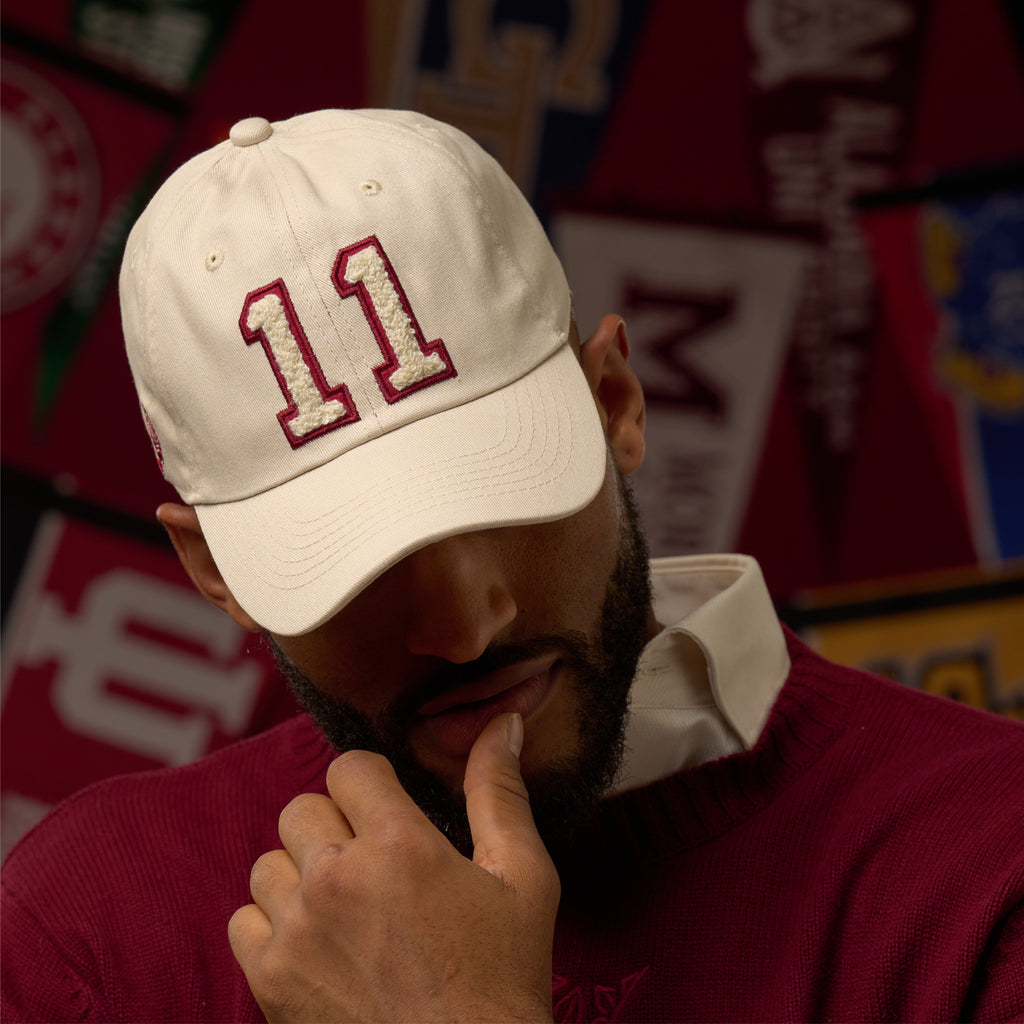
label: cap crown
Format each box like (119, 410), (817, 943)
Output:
(120, 109), (570, 505)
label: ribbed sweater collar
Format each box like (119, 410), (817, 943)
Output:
(553, 631), (859, 870)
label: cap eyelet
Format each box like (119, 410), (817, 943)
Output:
(359, 180), (382, 197)
(205, 250), (224, 271)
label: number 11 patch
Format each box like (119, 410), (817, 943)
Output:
(240, 236), (457, 448)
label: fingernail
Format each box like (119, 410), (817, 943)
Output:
(507, 713), (524, 758)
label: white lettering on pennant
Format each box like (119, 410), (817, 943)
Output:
(747, 0), (915, 89)
(22, 570), (262, 766)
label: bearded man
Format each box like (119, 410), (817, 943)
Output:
(3, 110), (1022, 1024)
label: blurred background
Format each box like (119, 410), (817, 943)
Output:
(3, 0), (1023, 857)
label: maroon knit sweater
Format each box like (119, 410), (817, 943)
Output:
(3, 633), (1022, 1022)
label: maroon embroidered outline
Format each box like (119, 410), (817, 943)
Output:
(141, 405), (164, 475)
(240, 278), (360, 449)
(331, 235), (457, 404)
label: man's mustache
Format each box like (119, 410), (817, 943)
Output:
(387, 630), (592, 722)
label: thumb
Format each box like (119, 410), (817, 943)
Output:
(464, 714), (558, 899)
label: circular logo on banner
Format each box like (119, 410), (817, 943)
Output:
(1, 62), (100, 313)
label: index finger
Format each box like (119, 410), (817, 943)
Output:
(324, 749), (425, 836)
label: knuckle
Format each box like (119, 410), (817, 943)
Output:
(301, 843), (348, 903)
(277, 792), (319, 835)
(372, 815), (448, 877)
(375, 816), (430, 859)
(246, 949), (290, 1010)
(328, 747), (388, 778)
(326, 749), (396, 800)
(226, 906), (310, 1017)
(466, 763), (530, 805)
(227, 904), (259, 956)
(248, 849), (285, 897)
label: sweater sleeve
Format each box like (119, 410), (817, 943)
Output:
(968, 902), (1024, 1023)
(1, 881), (110, 1023)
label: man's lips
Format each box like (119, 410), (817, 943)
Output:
(415, 654), (560, 716)
(413, 655), (560, 759)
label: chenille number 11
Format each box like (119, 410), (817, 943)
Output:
(240, 235), (457, 449)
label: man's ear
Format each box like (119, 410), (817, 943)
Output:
(579, 314), (646, 475)
(156, 503), (261, 632)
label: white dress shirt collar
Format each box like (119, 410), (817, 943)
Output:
(613, 554), (790, 793)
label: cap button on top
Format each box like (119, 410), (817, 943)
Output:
(229, 117), (273, 147)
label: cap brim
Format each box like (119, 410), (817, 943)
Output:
(195, 344), (608, 636)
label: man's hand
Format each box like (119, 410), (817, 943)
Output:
(228, 713), (560, 1023)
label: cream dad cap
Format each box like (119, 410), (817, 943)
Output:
(119, 109), (606, 635)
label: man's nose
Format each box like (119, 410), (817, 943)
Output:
(399, 535), (519, 663)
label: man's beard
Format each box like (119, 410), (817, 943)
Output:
(269, 472), (652, 854)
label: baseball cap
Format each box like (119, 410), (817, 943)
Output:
(119, 109), (607, 636)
